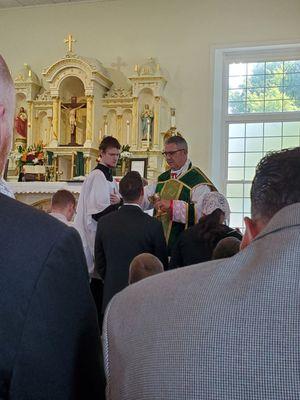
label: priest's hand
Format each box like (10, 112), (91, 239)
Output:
(110, 193), (121, 205)
(154, 199), (171, 213)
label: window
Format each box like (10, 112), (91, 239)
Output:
(213, 45), (300, 230)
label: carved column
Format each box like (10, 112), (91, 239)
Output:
(131, 97), (138, 150)
(153, 96), (161, 150)
(50, 96), (59, 147)
(26, 100), (33, 146)
(85, 95), (93, 147)
(116, 113), (122, 143)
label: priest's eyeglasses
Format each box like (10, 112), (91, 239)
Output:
(162, 149), (185, 157)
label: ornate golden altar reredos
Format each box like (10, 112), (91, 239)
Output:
(8, 35), (176, 182)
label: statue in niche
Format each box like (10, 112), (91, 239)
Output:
(61, 96), (86, 146)
(15, 107), (28, 139)
(140, 104), (154, 140)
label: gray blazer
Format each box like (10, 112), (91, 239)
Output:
(103, 203), (300, 400)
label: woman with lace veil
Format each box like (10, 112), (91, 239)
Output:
(169, 192), (242, 268)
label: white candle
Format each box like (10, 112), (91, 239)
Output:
(126, 120), (130, 144)
(147, 119), (150, 148)
(171, 108), (176, 128)
(171, 115), (176, 128)
(104, 122), (108, 136)
(99, 128), (102, 141)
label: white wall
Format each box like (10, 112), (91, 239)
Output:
(0, 0), (299, 177)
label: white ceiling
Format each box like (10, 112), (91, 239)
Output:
(0, 0), (114, 8)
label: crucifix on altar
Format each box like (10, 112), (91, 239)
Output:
(61, 96), (86, 146)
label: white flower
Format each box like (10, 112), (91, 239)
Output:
(120, 151), (132, 159)
(33, 158), (39, 164)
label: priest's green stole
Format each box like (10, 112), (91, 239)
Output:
(155, 164), (216, 254)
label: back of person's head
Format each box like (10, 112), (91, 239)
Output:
(242, 147), (300, 249)
(196, 192), (231, 249)
(119, 171), (143, 203)
(99, 136), (121, 152)
(201, 192), (230, 222)
(129, 253), (164, 284)
(0, 56), (15, 174)
(164, 136), (188, 152)
(251, 147), (300, 223)
(51, 190), (76, 221)
(212, 237), (241, 260)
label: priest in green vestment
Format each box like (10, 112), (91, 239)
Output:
(143, 136), (217, 254)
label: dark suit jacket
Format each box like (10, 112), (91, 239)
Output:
(94, 204), (168, 312)
(0, 194), (104, 400)
(170, 224), (242, 268)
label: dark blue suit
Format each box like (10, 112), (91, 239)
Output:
(0, 194), (104, 399)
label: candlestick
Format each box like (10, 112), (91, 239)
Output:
(170, 108), (176, 128)
(126, 120), (130, 144)
(147, 119), (150, 148)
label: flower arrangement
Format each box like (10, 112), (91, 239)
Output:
(15, 142), (46, 168)
(120, 144), (132, 160)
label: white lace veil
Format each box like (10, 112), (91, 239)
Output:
(201, 192), (231, 224)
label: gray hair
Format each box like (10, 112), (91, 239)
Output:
(165, 136), (188, 151)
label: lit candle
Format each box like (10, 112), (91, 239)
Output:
(99, 128), (102, 141)
(126, 120), (130, 144)
(104, 122), (108, 136)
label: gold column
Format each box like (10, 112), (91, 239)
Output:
(131, 97), (138, 149)
(86, 95), (94, 142)
(27, 101), (33, 146)
(52, 96), (59, 145)
(153, 96), (161, 149)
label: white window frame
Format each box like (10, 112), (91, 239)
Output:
(212, 43), (300, 222)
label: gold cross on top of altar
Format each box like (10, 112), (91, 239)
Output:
(64, 34), (76, 53)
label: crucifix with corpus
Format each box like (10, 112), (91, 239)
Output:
(61, 96), (86, 146)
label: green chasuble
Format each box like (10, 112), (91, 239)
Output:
(155, 163), (216, 254)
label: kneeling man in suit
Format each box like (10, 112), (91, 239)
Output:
(94, 171), (168, 318)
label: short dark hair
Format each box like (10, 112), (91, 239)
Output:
(164, 136), (188, 151)
(251, 147), (300, 222)
(51, 189), (76, 209)
(129, 253), (164, 284)
(211, 237), (241, 260)
(119, 171), (143, 202)
(99, 136), (121, 152)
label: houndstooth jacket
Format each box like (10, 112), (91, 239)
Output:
(103, 203), (300, 400)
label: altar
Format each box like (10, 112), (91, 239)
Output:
(7, 35), (179, 205)
(9, 181), (83, 211)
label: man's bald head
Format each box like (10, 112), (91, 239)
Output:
(0, 56), (15, 174)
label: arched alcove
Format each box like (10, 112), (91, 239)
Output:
(138, 88), (154, 142)
(59, 76), (86, 145)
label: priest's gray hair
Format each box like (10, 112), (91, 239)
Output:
(165, 136), (188, 151)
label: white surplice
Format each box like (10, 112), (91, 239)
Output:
(74, 169), (118, 276)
